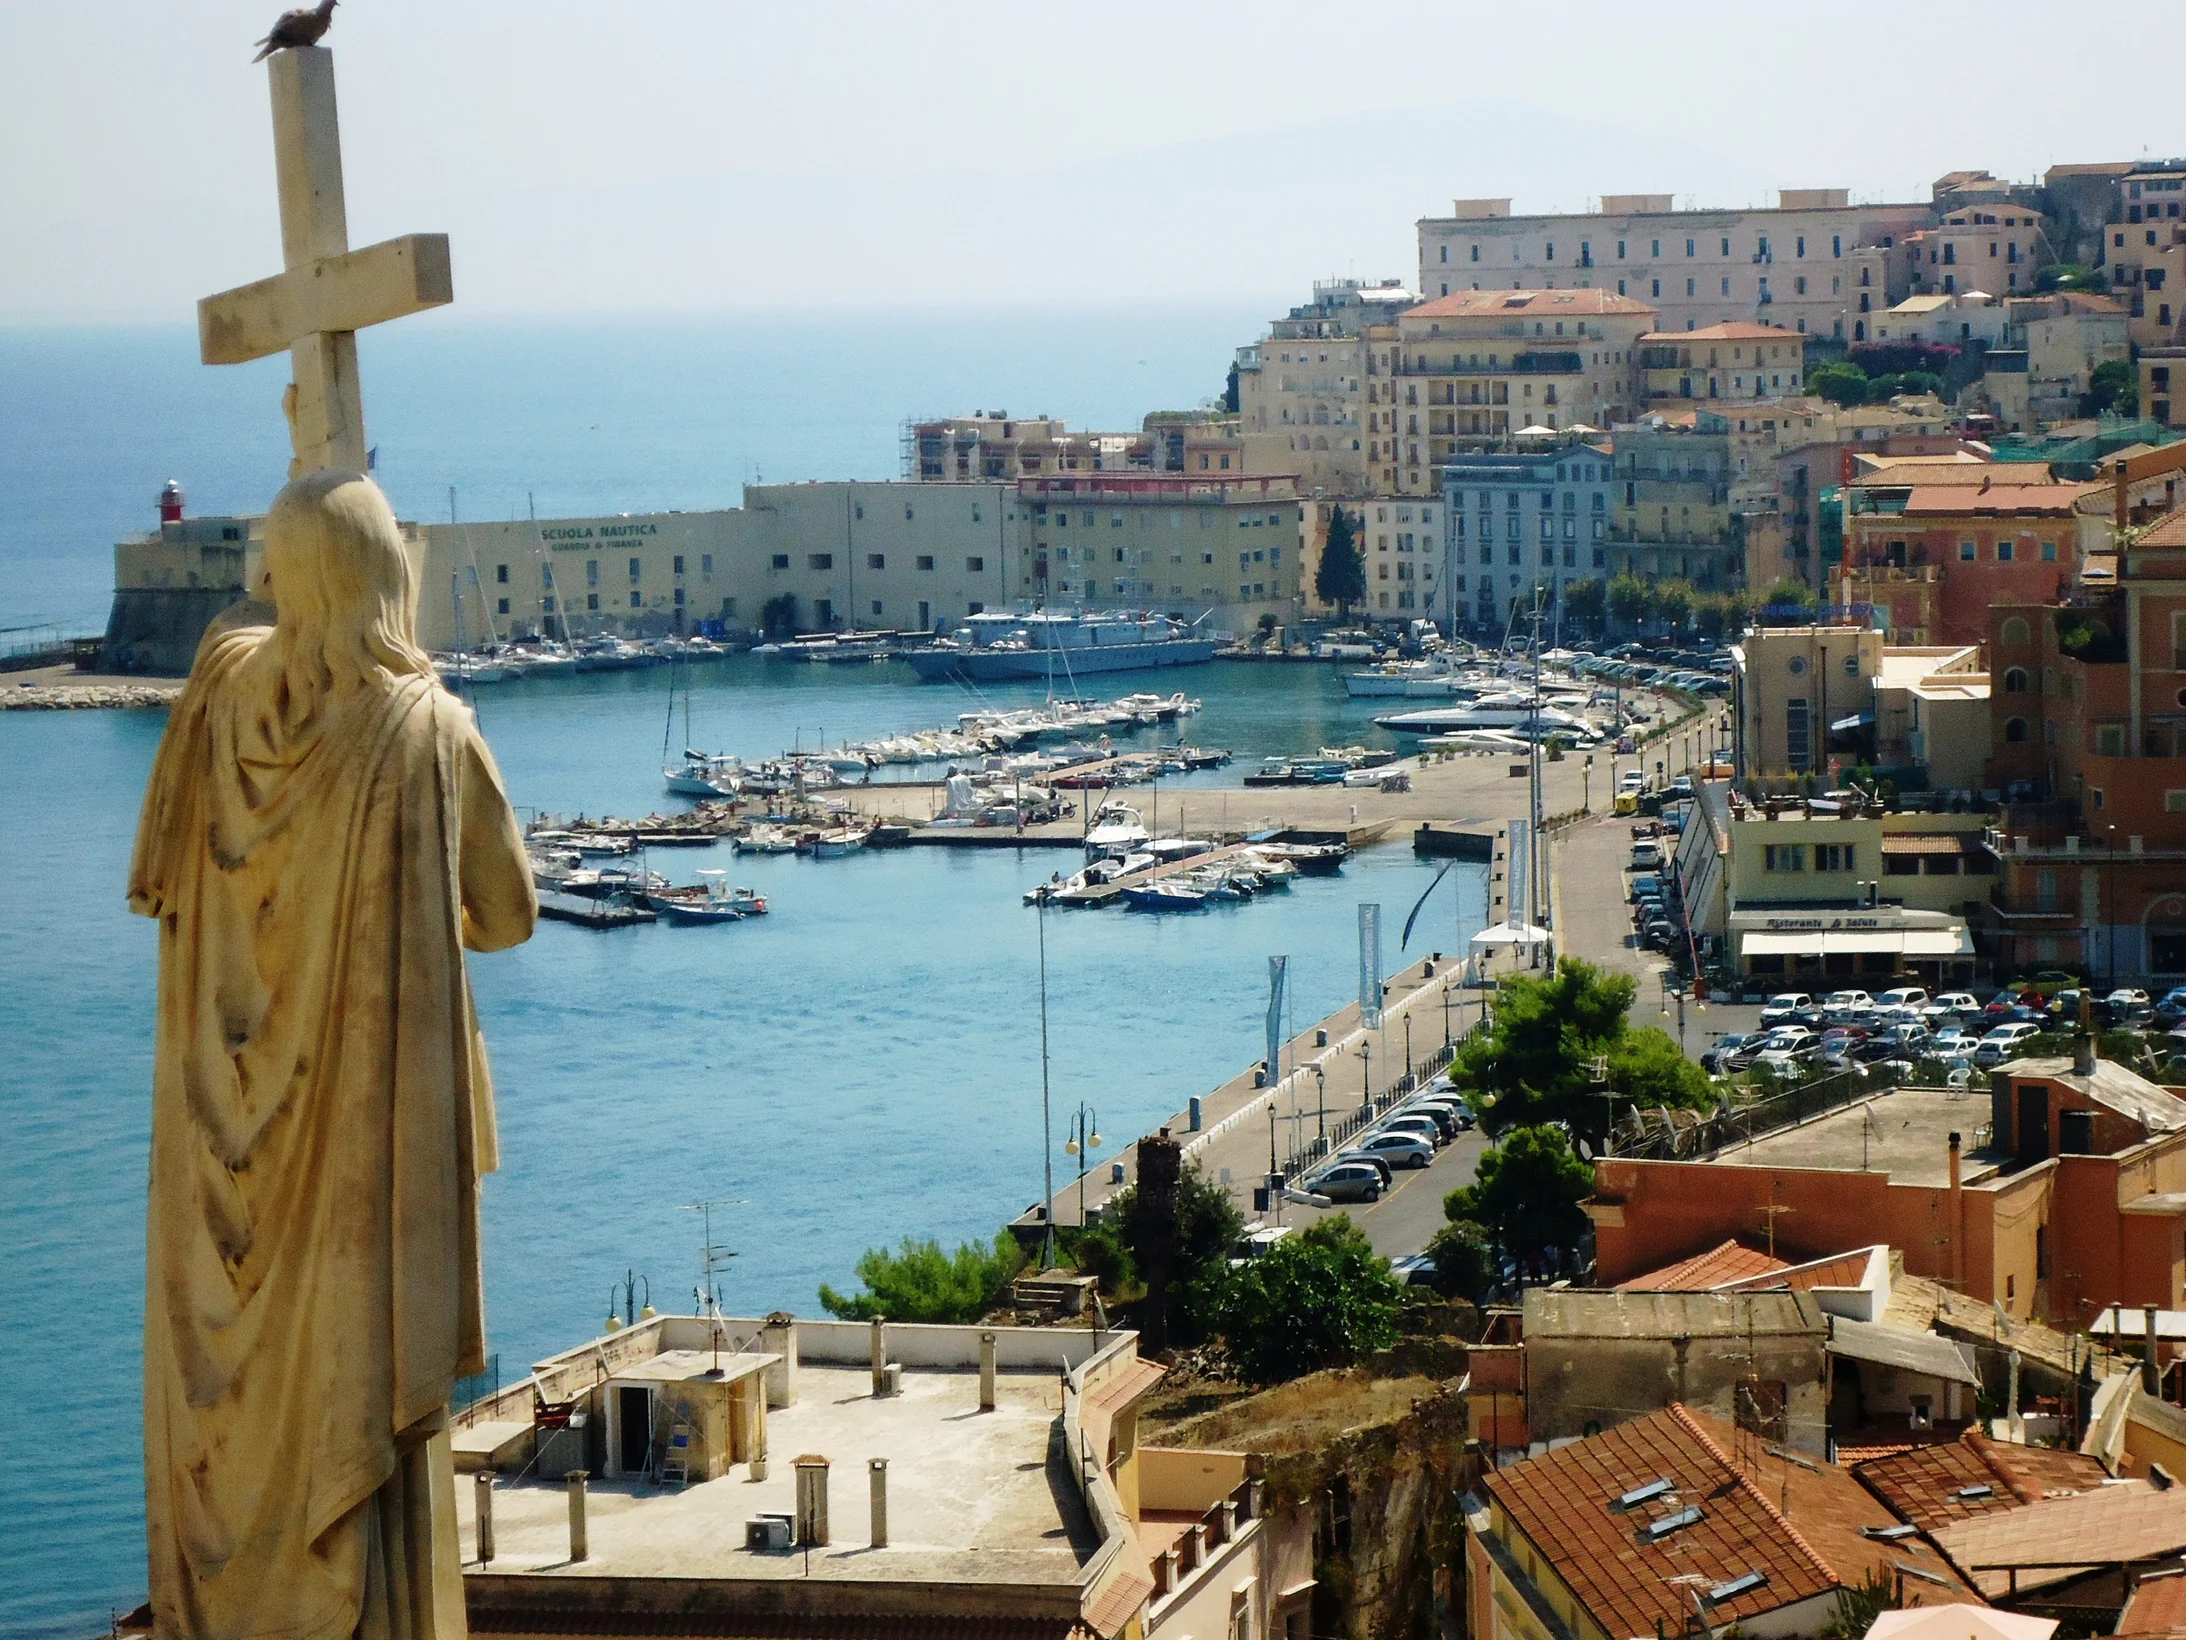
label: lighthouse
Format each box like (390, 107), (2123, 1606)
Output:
(158, 480), (185, 524)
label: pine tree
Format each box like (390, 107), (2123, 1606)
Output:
(1315, 506), (1366, 620)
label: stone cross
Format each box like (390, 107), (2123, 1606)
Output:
(198, 47), (451, 474)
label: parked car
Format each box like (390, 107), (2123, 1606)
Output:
(1825, 998), (1880, 1030)
(1819, 1026), (1871, 1056)
(1618, 771), (1647, 795)
(1350, 1132), (1435, 1169)
(1753, 1049), (1811, 1077)
(1630, 873), (1662, 903)
(1931, 1029), (1981, 1060)
(1329, 1151), (1395, 1186)
(1310, 1162), (1385, 1204)
(2106, 988), (2154, 1025)
(1408, 1097), (1475, 1131)
(1763, 1026), (1821, 1058)
(2154, 987), (2186, 1028)
(1876, 987), (1931, 1012)
(1377, 1114), (1447, 1149)
(1922, 992), (1983, 1029)
(1876, 1023), (1934, 1054)
(1388, 1253), (1439, 1288)
(1396, 1103), (1461, 1142)
(1823, 989), (1876, 1013)
(1630, 842), (1666, 871)
(1701, 1033), (1758, 1073)
(1974, 1022), (2043, 1065)
(1760, 992), (1818, 1027)
(1982, 989), (2031, 1023)
(1872, 1004), (1926, 1030)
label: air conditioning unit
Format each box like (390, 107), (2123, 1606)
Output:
(746, 1514), (794, 1551)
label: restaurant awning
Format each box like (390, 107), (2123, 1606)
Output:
(1740, 924), (1973, 958)
(1831, 710), (1876, 732)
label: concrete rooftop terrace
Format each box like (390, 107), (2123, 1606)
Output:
(458, 1359), (1097, 1585)
(1709, 1087), (2009, 1186)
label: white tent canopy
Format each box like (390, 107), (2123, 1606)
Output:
(1472, 920), (1550, 948)
(1866, 1607), (2055, 1640)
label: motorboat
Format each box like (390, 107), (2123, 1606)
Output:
(1121, 880), (1208, 911)
(646, 872), (767, 924)
(537, 890), (657, 928)
(733, 824), (799, 854)
(1373, 694), (1601, 741)
(664, 750), (746, 798)
(910, 610), (1222, 682)
(1251, 840), (1349, 874)
(1084, 803), (1151, 860)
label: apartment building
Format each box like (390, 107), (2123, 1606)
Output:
(1234, 278), (1415, 497)
(1900, 204), (2053, 297)
(1363, 288), (1652, 496)
(1981, 508), (2186, 982)
(1606, 417), (1739, 590)
(907, 410), (1250, 484)
(1635, 322), (1807, 404)
(1844, 472), (2090, 644)
(1440, 446), (1612, 632)
(1417, 189), (1930, 338)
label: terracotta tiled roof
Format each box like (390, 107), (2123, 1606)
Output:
(1639, 323), (1805, 344)
(1481, 1404), (1975, 1639)
(1727, 1248), (1882, 1294)
(1083, 1564), (1155, 1639)
(1852, 1433), (2110, 1533)
(2121, 1568), (2186, 1633)
(1902, 484), (2099, 517)
(1405, 288), (1657, 319)
(1854, 463), (2020, 489)
(1618, 1239), (1789, 1291)
(2140, 511), (2186, 549)
(1928, 1482), (2186, 1599)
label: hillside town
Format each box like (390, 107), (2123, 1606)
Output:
(36, 18), (2186, 1638)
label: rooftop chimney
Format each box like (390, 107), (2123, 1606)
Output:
(794, 1455), (831, 1547)
(2073, 994), (2097, 1076)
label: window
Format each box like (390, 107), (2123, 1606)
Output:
(2040, 541), (2057, 562)
(903, 504), (914, 521)
(629, 557), (642, 580)
(495, 563), (509, 584)
(1686, 278), (1697, 297)
(585, 593), (599, 611)
(916, 554), (935, 571)
(701, 554), (713, 575)
(672, 555), (685, 575)
(770, 553), (789, 570)
(1816, 843), (1855, 871)
(587, 559), (600, 587)
(1959, 541), (1977, 562)
(2001, 616), (2030, 646)
(2003, 666), (2030, 693)
(629, 591), (641, 608)
(2005, 717), (2029, 743)
(808, 553), (833, 570)
(2168, 791), (2186, 813)
(1785, 697), (1812, 768)
(1998, 540), (2014, 563)
(966, 556), (984, 572)
(496, 597), (509, 615)
(2098, 724), (2126, 757)
(1764, 844), (1806, 872)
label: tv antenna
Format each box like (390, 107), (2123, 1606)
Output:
(684, 1198), (746, 1378)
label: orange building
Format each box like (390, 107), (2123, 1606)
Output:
(1589, 1058), (2186, 1332)
(1980, 508), (2186, 980)
(1845, 474), (2095, 645)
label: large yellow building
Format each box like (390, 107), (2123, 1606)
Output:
(1364, 288), (1654, 496)
(1636, 322), (1806, 403)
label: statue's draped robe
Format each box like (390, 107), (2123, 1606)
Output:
(130, 626), (534, 1640)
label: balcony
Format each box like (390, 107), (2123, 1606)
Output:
(1394, 351), (1585, 377)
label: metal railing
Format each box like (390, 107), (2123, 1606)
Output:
(1277, 1032), (1475, 1182)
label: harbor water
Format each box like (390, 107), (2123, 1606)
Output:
(0, 658), (1487, 1635)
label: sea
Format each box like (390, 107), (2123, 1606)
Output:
(0, 315), (1487, 1634)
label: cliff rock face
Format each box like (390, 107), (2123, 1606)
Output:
(1158, 1367), (1476, 1640)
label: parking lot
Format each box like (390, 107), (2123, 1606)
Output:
(1282, 1117), (1488, 1258)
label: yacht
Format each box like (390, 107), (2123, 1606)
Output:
(1373, 693), (1601, 741)
(910, 610), (1221, 682)
(1083, 802), (1152, 860)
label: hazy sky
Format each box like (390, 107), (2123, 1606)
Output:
(4, 1), (2182, 323)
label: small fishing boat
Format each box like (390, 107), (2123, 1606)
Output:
(1121, 880), (1208, 911)
(733, 824), (797, 854)
(647, 872), (768, 924)
(1252, 840), (1350, 875)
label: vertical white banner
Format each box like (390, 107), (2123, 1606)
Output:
(1358, 904), (1384, 1028)
(1265, 954), (1288, 1079)
(1507, 819), (1531, 928)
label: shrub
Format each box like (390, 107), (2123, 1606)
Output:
(818, 1232), (1026, 1323)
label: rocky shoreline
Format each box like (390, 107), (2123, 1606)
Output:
(3, 681), (181, 710)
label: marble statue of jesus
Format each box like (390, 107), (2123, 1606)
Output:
(129, 469), (535, 1637)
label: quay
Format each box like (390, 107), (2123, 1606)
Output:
(1011, 948), (1507, 1244)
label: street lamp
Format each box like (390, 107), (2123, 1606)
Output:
(1583, 753), (1594, 814)
(1403, 1012), (1414, 1086)
(1036, 894), (1056, 1270)
(1442, 980), (1455, 1049)
(1063, 1103), (1102, 1232)
(1660, 976), (1689, 1055)
(1358, 1039), (1374, 1114)
(1311, 1064), (1328, 1148)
